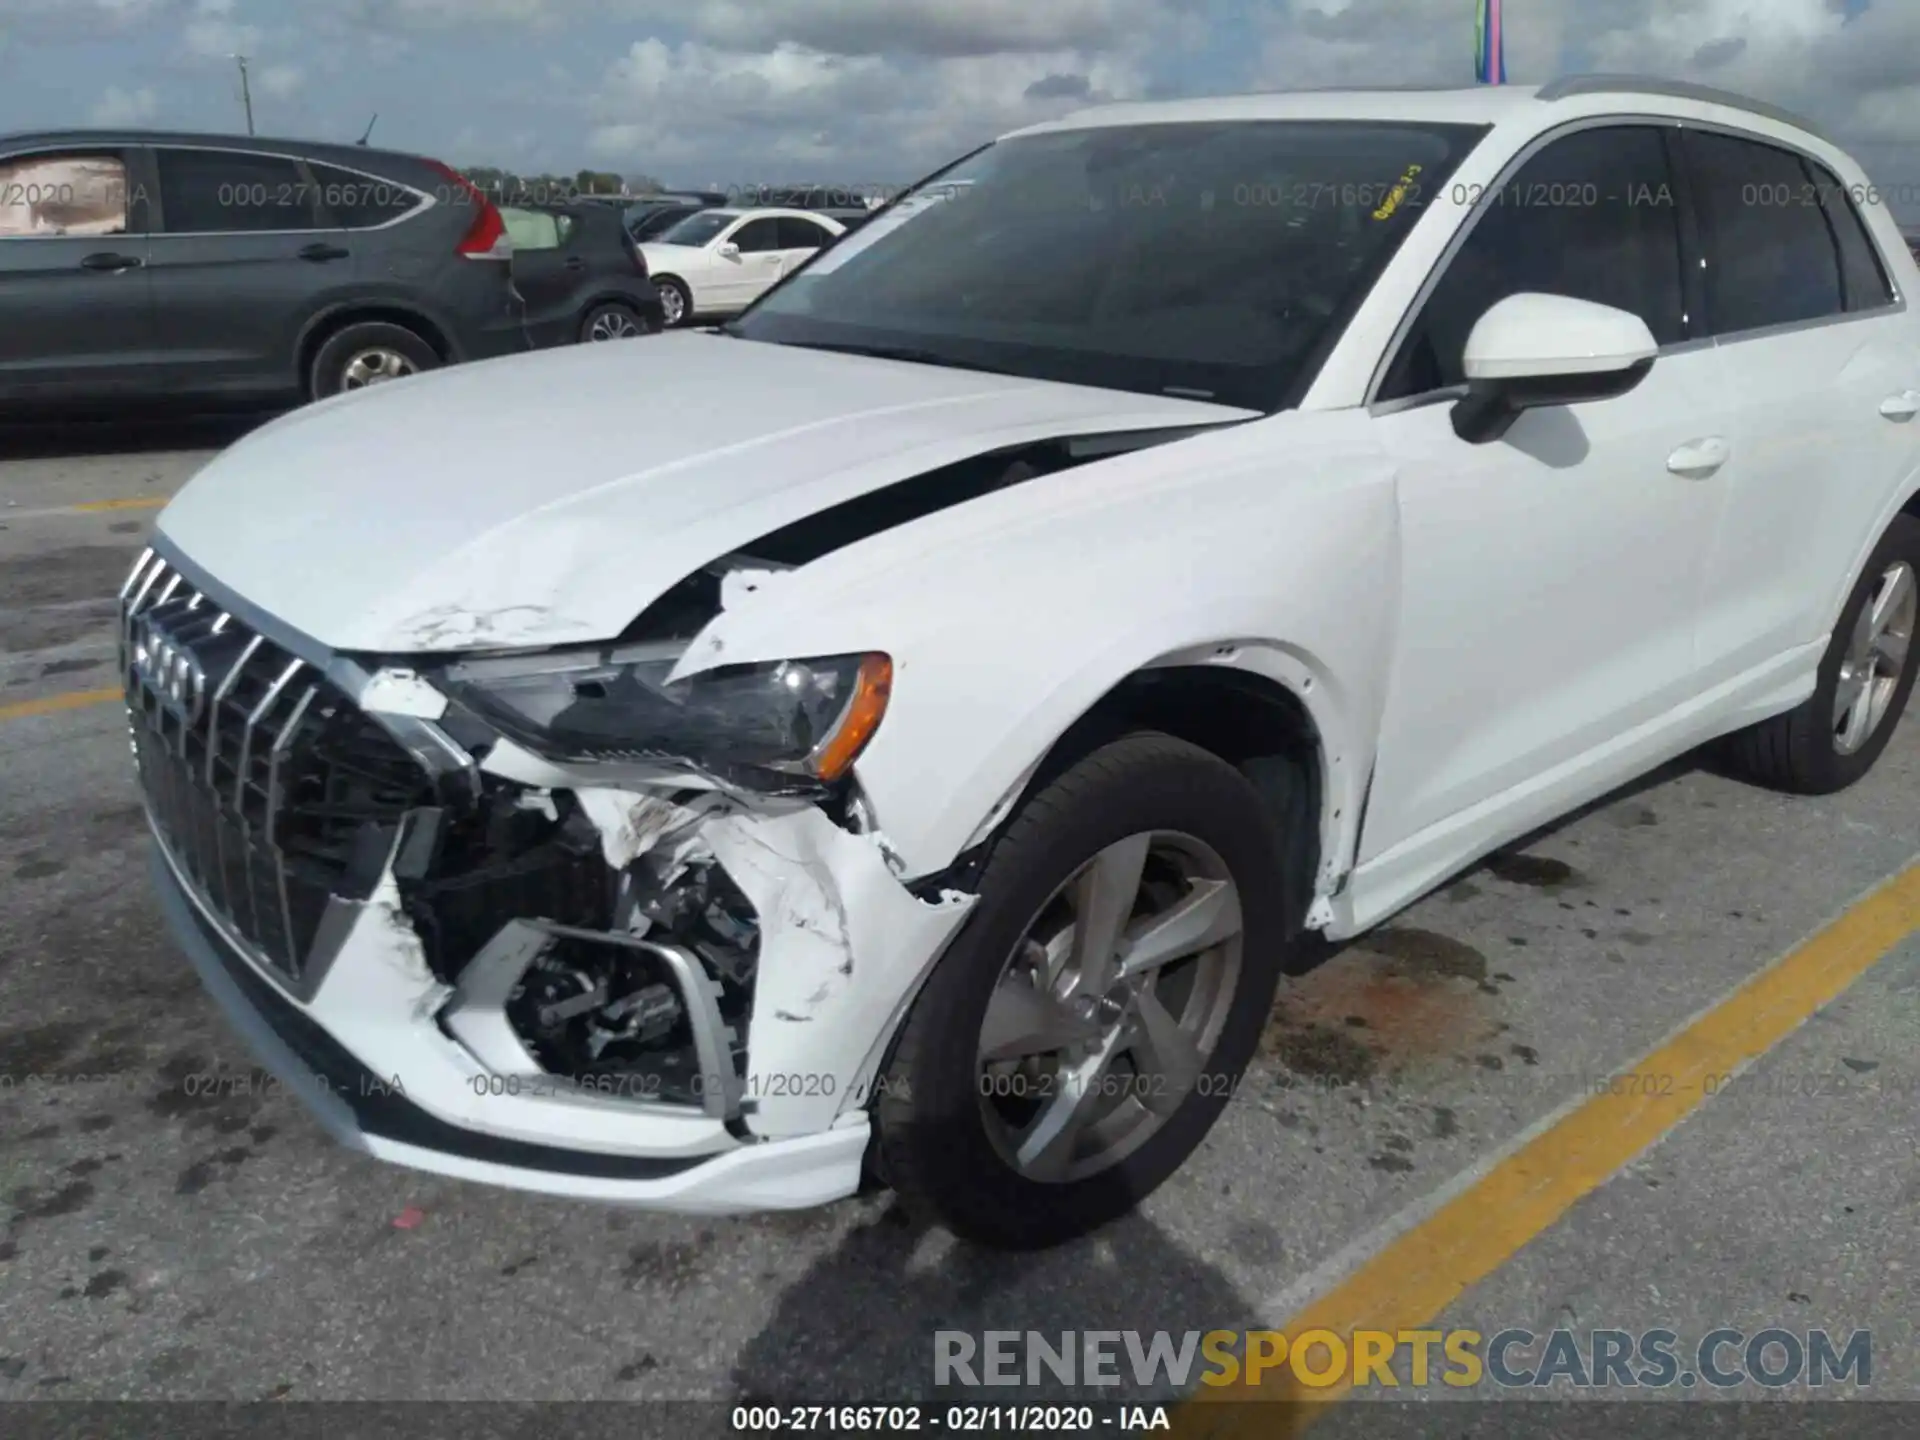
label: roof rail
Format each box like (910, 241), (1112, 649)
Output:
(1536, 73), (1828, 141)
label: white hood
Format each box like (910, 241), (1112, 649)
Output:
(157, 332), (1248, 654)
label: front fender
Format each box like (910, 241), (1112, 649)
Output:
(676, 413), (1402, 882)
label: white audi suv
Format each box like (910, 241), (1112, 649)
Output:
(125, 76), (1920, 1249)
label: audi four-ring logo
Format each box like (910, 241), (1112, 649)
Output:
(132, 615), (209, 724)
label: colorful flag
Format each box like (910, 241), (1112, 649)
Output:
(1475, 0), (1507, 84)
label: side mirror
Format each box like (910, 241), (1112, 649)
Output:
(1450, 293), (1659, 444)
(717, 242), (741, 261)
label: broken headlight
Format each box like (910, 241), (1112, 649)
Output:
(438, 648), (892, 788)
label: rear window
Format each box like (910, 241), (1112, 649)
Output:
(309, 161), (421, 228)
(0, 152), (130, 236)
(501, 207), (574, 250)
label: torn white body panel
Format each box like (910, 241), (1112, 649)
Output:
(698, 806), (976, 1137)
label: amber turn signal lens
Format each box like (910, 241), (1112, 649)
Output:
(808, 653), (892, 782)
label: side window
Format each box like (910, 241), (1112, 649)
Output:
(1381, 126), (1685, 400)
(307, 162), (421, 229)
(0, 152), (131, 237)
(777, 217), (831, 251)
(1802, 162), (1895, 312)
(155, 148), (318, 234)
(1685, 130), (1844, 334)
(731, 218), (782, 253)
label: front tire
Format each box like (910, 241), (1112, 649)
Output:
(1721, 513), (1918, 794)
(874, 732), (1299, 1249)
(655, 277), (693, 328)
(309, 322), (438, 400)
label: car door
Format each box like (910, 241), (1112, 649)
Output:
(1676, 127), (1920, 690)
(712, 216), (787, 310)
(501, 206), (581, 348)
(775, 215), (837, 277)
(1358, 123), (1730, 864)
(0, 145), (157, 401)
(144, 145), (351, 395)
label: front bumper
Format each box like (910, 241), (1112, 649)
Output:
(151, 832), (873, 1212)
(127, 541), (977, 1213)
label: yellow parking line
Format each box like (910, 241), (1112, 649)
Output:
(0, 687), (120, 723)
(1177, 860), (1920, 1437)
(72, 496), (168, 512)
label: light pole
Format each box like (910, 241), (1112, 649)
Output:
(232, 54), (255, 134)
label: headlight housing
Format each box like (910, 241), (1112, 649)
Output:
(437, 647), (892, 790)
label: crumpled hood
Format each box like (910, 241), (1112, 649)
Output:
(157, 332), (1248, 654)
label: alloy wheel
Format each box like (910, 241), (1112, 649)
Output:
(1833, 559), (1916, 755)
(340, 348), (418, 389)
(975, 830), (1244, 1185)
(587, 310), (643, 340)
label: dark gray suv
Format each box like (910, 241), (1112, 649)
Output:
(0, 129), (530, 409)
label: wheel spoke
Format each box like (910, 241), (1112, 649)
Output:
(1062, 834), (1150, 999)
(1015, 1039), (1122, 1181)
(1118, 878), (1241, 980)
(979, 976), (1101, 1062)
(1836, 675), (1877, 751)
(1128, 986), (1202, 1117)
(1870, 564), (1915, 634)
(1833, 666), (1869, 730)
(1876, 624), (1910, 673)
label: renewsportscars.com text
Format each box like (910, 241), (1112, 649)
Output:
(934, 1327), (1872, 1390)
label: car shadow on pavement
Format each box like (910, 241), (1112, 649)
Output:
(729, 1199), (1260, 1405)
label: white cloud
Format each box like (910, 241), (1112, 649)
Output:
(88, 83), (158, 124)
(585, 36), (1143, 179)
(621, 0), (1180, 58)
(256, 61), (302, 98)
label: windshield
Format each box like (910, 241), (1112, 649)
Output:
(730, 120), (1486, 411)
(654, 210), (736, 247)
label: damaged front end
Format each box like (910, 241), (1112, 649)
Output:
(122, 545), (976, 1182)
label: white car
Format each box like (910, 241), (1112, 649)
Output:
(636, 206), (846, 326)
(127, 77), (1918, 1249)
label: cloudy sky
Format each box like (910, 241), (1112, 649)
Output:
(0, 0), (1913, 211)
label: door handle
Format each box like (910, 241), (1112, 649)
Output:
(79, 252), (142, 271)
(1879, 390), (1920, 420)
(1667, 436), (1730, 478)
(564, 256), (586, 271)
(298, 242), (350, 262)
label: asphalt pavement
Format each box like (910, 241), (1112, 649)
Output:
(0, 415), (1914, 1421)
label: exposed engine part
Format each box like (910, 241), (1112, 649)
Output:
(504, 934), (728, 1104)
(391, 771), (762, 1105)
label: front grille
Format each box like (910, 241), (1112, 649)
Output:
(120, 551), (435, 987)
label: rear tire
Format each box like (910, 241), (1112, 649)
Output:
(1720, 514), (1919, 794)
(309, 322), (438, 400)
(656, 277), (693, 328)
(874, 732), (1300, 1249)
(579, 302), (653, 342)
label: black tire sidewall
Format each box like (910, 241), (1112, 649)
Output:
(1806, 514), (1920, 788)
(879, 733), (1295, 1247)
(310, 323), (437, 400)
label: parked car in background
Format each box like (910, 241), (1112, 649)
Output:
(625, 191), (731, 242)
(636, 207), (845, 326)
(504, 201), (664, 345)
(735, 184), (878, 234)
(0, 128), (525, 409)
